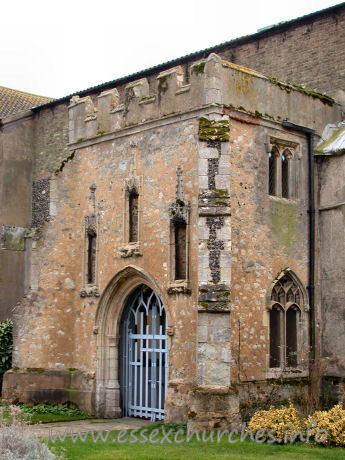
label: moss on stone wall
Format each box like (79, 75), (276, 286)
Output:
(270, 200), (297, 249)
(191, 61), (206, 76)
(266, 76), (335, 106)
(199, 117), (230, 142)
(55, 150), (75, 175)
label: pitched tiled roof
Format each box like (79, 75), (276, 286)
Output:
(32, 2), (345, 112)
(0, 86), (54, 119)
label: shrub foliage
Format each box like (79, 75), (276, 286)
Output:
(0, 405), (61, 459)
(0, 319), (13, 387)
(247, 402), (302, 442)
(248, 401), (345, 446)
(305, 404), (345, 446)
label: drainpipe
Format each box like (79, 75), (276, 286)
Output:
(282, 119), (315, 363)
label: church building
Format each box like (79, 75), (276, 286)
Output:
(1, 3), (345, 428)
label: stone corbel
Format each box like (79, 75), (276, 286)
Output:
(167, 280), (191, 295)
(120, 242), (142, 258)
(166, 326), (175, 336)
(80, 285), (100, 298)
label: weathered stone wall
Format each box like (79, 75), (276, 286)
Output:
(32, 178), (50, 228)
(8, 111), (201, 416)
(0, 112), (34, 320)
(3, 54), (341, 422)
(317, 153), (345, 379)
(227, 110), (311, 383)
(3, 368), (95, 411)
(32, 103), (70, 179)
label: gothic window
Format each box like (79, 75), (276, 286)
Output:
(269, 272), (305, 369)
(87, 228), (97, 284)
(129, 191), (139, 243)
(281, 152), (289, 198)
(268, 138), (298, 199)
(268, 147), (278, 196)
(270, 304), (282, 368)
(286, 306), (298, 367)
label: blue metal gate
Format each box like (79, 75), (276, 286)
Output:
(121, 286), (168, 421)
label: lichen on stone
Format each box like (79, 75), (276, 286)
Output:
(199, 117), (230, 142)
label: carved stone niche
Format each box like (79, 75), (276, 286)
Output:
(79, 213), (100, 298)
(120, 174), (143, 258)
(166, 165), (191, 295)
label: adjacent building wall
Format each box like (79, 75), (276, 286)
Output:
(219, 3), (345, 99)
(0, 113), (34, 320)
(317, 151), (345, 401)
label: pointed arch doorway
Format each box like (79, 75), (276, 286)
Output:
(120, 285), (168, 421)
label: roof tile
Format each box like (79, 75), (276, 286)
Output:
(0, 86), (54, 119)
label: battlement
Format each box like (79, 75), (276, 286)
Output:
(68, 53), (222, 143)
(68, 53), (340, 144)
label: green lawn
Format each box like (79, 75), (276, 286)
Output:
(30, 412), (92, 424)
(47, 425), (345, 460)
(0, 402), (92, 424)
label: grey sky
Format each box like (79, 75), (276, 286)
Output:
(1, 0), (341, 98)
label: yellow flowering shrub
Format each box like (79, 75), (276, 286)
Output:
(247, 402), (302, 443)
(305, 404), (345, 446)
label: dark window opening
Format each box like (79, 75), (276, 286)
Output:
(174, 223), (187, 280)
(269, 273), (304, 369)
(129, 192), (139, 243)
(270, 305), (281, 368)
(286, 307), (298, 367)
(87, 232), (97, 284)
(268, 149), (277, 196)
(282, 152), (289, 198)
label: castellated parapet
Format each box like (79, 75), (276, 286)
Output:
(68, 56), (212, 144)
(68, 53), (340, 145)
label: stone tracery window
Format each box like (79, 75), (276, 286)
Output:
(269, 272), (306, 369)
(268, 137), (298, 199)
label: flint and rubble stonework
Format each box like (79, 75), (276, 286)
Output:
(1, 50), (343, 428)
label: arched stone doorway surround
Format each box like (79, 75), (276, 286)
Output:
(94, 265), (171, 418)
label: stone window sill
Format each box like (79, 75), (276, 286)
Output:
(120, 242), (142, 258)
(167, 280), (191, 295)
(269, 195), (298, 204)
(266, 368), (308, 379)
